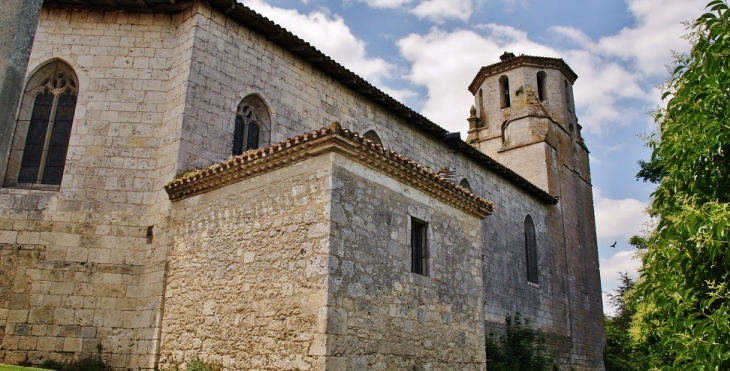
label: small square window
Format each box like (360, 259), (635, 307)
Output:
(411, 218), (428, 276)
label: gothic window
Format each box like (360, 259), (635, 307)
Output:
(459, 178), (472, 192)
(411, 217), (428, 276)
(564, 79), (572, 113)
(524, 215), (538, 284)
(232, 95), (271, 155)
(499, 75), (510, 109)
(537, 71), (547, 101)
(362, 130), (383, 146)
(4, 61), (78, 188)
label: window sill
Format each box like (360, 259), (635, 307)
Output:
(2, 181), (61, 191)
(409, 272), (432, 287)
(527, 281), (540, 288)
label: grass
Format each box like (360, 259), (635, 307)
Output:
(0, 365), (51, 371)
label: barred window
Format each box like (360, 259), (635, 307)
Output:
(411, 218), (428, 276)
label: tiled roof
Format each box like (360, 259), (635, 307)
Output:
(43, 0), (197, 13)
(165, 123), (496, 218)
(43, 0), (558, 205)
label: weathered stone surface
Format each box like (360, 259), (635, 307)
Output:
(0, 3), (604, 370)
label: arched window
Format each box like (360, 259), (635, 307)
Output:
(362, 130), (383, 146)
(459, 178), (472, 192)
(232, 95), (270, 155)
(499, 75), (510, 109)
(536, 71), (547, 101)
(5, 60), (78, 187)
(524, 215), (538, 284)
(564, 80), (572, 113)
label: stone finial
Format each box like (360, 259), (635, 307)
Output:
(500, 51), (516, 61)
(467, 105), (481, 131)
(330, 121), (342, 131)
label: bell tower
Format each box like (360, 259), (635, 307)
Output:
(465, 52), (589, 194)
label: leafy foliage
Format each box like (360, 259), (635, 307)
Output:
(485, 313), (554, 371)
(603, 273), (657, 371)
(635, 159), (665, 183)
(168, 357), (222, 371)
(633, 1), (730, 369)
(41, 355), (109, 371)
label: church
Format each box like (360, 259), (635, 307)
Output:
(0, 0), (605, 370)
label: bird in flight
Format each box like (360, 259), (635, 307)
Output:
(610, 241), (617, 248)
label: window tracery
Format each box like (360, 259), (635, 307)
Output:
(4, 60), (78, 188)
(232, 95), (270, 155)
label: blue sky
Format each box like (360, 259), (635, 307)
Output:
(240, 0), (706, 314)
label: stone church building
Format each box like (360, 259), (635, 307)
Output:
(0, 0), (605, 370)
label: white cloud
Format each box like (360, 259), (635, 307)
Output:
(397, 25), (556, 131)
(359, 0), (415, 8)
(600, 250), (641, 315)
(410, 0), (473, 23)
(596, 0), (704, 76)
(359, 0), (477, 22)
(593, 188), (650, 241)
(242, 0), (394, 85)
(392, 0), (699, 134)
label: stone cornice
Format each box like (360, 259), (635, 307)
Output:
(468, 55), (578, 94)
(165, 123), (494, 219)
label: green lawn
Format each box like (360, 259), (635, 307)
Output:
(0, 365), (50, 371)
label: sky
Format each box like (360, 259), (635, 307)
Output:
(239, 0), (707, 314)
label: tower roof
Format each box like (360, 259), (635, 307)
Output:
(468, 54), (578, 94)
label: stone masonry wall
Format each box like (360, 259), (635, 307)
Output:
(176, 10), (593, 365)
(0, 8), (198, 369)
(177, 4), (452, 174)
(159, 155), (333, 370)
(325, 157), (486, 370)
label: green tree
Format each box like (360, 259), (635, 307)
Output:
(633, 0), (730, 369)
(603, 272), (657, 371)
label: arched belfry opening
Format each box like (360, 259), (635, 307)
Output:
(5, 60), (78, 187)
(232, 95), (271, 155)
(499, 75), (510, 109)
(362, 130), (383, 147)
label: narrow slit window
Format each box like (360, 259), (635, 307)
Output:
(537, 71), (547, 101)
(411, 218), (428, 276)
(524, 215), (538, 284)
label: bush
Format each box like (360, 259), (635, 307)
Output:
(168, 357), (222, 371)
(41, 354), (109, 371)
(486, 313), (554, 371)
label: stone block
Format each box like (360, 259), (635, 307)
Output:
(63, 337), (82, 352)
